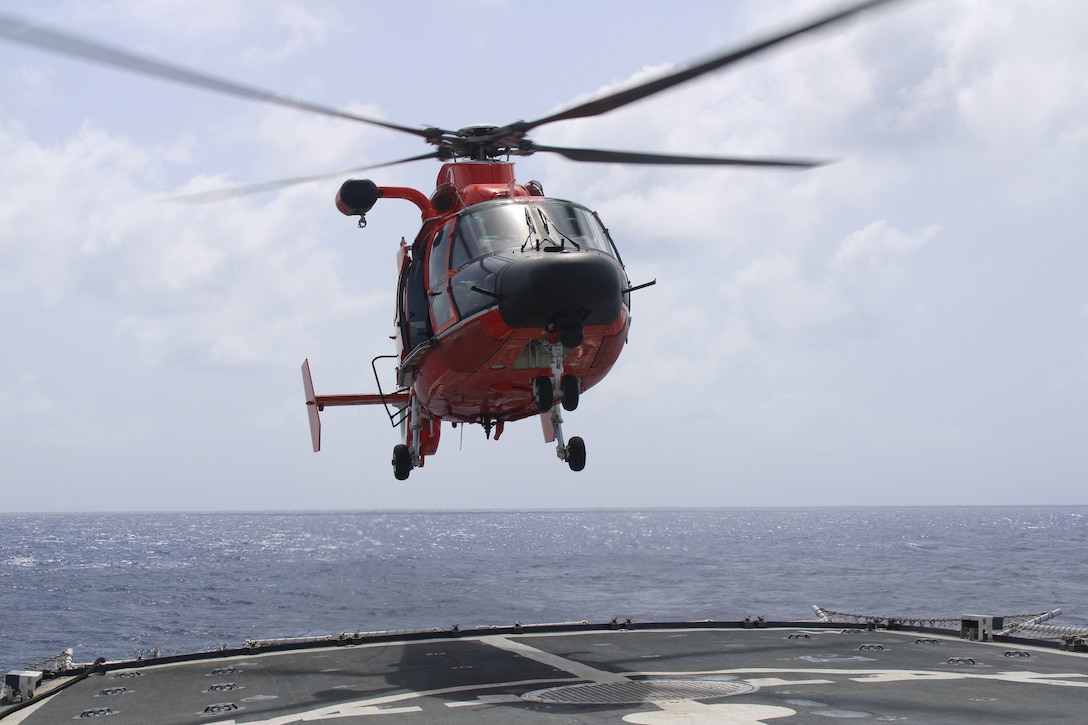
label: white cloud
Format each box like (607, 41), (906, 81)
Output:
(0, 112), (382, 369)
(831, 219), (937, 276)
(0, 373), (154, 448)
(0, 121), (157, 299)
(54, 1), (341, 62)
(248, 101), (394, 178)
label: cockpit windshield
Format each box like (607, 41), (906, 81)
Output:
(534, 202), (615, 254)
(450, 200), (616, 269)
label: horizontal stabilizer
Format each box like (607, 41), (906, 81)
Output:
(302, 359), (411, 452)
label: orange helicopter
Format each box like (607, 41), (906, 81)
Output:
(1, 0), (894, 479)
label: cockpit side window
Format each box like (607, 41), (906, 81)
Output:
(427, 224), (450, 288)
(427, 223), (454, 329)
(449, 220), (473, 271)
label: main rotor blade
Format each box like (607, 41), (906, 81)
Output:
(517, 0), (897, 133)
(167, 152), (444, 204)
(531, 144), (829, 168)
(0, 14), (443, 141)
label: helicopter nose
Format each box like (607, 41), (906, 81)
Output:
(495, 252), (624, 344)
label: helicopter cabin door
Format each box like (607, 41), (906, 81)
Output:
(399, 250), (432, 352)
(426, 223), (456, 333)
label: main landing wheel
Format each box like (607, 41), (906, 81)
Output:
(567, 436), (586, 472)
(392, 444), (411, 481)
(560, 375), (580, 411)
(533, 375), (554, 412)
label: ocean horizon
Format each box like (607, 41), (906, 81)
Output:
(3, 506), (1085, 673)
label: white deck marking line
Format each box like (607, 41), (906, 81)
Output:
(212, 676), (579, 724)
(745, 678), (835, 687)
(623, 700), (797, 725)
(487, 635), (631, 683)
(445, 694), (524, 707)
(631, 666), (1088, 688)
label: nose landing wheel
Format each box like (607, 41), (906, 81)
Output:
(534, 373), (579, 412)
(533, 375), (554, 412)
(560, 374), (580, 411)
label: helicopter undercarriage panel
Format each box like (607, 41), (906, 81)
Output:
(411, 306), (629, 424)
(431, 311), (509, 373)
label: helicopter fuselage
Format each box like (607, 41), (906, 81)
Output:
(379, 162), (631, 459)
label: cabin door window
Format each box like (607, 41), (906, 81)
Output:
(402, 255), (431, 350)
(427, 224), (455, 330)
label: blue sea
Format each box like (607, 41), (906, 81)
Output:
(2, 507), (1086, 673)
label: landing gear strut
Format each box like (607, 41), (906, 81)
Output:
(392, 393), (425, 480)
(548, 407), (587, 472)
(541, 341), (586, 472)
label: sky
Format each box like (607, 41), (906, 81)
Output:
(1, 0), (1085, 512)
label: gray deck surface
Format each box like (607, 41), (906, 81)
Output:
(5, 624), (1087, 724)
